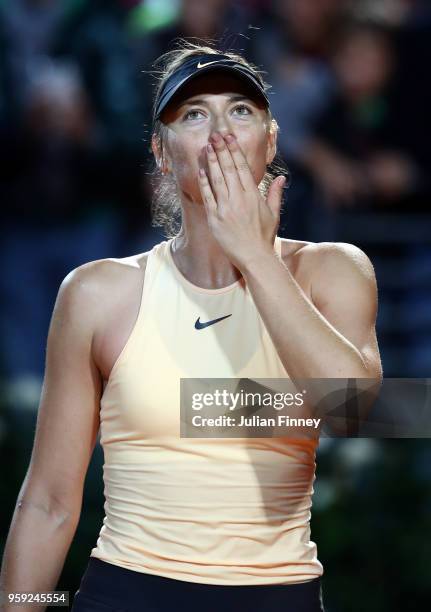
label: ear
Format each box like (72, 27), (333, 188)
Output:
(152, 133), (168, 173)
(151, 134), (162, 168)
(265, 120), (277, 166)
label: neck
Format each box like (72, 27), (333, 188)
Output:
(171, 200), (242, 290)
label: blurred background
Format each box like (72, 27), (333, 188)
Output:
(0, 0), (430, 610)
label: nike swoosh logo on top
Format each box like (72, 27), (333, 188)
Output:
(197, 60), (221, 69)
(195, 314), (232, 329)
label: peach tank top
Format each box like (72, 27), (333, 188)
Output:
(90, 236), (324, 585)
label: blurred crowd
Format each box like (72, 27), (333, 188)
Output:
(0, 0), (430, 400)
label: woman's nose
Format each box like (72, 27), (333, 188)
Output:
(209, 128), (231, 142)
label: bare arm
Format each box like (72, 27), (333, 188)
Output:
(240, 241), (383, 434)
(0, 263), (103, 611)
(240, 241), (381, 379)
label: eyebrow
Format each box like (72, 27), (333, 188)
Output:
(178, 95), (255, 108)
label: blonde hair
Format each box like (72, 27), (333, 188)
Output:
(146, 39), (289, 238)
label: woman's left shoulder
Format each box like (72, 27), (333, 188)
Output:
(278, 238), (376, 286)
(308, 241), (375, 274)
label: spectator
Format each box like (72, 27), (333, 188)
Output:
(296, 17), (431, 377)
(248, 0), (347, 162)
(299, 20), (426, 212)
(0, 61), (120, 397)
(0, 0), (72, 121)
(51, 0), (158, 253)
(52, 0), (142, 151)
(247, 0), (348, 237)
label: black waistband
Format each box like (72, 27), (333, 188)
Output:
(74, 557), (325, 612)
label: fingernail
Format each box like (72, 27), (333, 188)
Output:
(225, 134), (235, 143)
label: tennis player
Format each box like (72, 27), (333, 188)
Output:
(0, 42), (382, 612)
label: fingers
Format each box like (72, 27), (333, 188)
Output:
(198, 132), (255, 214)
(206, 142), (228, 201)
(208, 132), (244, 196)
(223, 133), (256, 192)
(198, 167), (217, 217)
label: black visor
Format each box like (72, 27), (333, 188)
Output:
(152, 53), (270, 125)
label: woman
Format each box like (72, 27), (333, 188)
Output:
(0, 42), (382, 612)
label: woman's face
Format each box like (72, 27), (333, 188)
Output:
(153, 71), (276, 205)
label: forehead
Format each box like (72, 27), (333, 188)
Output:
(161, 70), (266, 120)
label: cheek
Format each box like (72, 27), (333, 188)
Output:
(241, 136), (269, 179)
(170, 139), (203, 182)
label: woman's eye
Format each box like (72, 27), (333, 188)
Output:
(183, 109), (203, 121)
(183, 104), (252, 121)
(234, 104), (252, 116)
